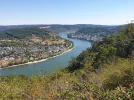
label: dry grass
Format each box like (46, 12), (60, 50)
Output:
(30, 35), (65, 45)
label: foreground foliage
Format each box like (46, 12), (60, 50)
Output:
(0, 58), (134, 100)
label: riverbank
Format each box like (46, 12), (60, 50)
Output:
(0, 45), (74, 69)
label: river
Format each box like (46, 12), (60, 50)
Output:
(0, 33), (91, 77)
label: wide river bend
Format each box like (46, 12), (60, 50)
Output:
(0, 33), (91, 77)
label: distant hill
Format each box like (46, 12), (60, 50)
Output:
(75, 26), (120, 35)
(0, 24), (121, 34)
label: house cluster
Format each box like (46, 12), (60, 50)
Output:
(68, 33), (103, 42)
(0, 44), (68, 62)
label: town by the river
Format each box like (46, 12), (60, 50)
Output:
(0, 33), (91, 77)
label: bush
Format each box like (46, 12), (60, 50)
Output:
(99, 59), (134, 90)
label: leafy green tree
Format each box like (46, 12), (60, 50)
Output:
(67, 57), (83, 72)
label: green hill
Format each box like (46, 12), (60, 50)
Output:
(0, 27), (54, 39)
(75, 26), (119, 35)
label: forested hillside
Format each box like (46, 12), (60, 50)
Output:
(0, 27), (55, 39)
(75, 26), (119, 35)
(0, 23), (134, 100)
(70, 24), (134, 70)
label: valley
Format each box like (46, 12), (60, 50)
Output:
(0, 0), (134, 99)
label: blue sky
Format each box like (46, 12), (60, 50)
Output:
(0, 0), (134, 25)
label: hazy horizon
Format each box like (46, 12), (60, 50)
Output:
(0, 23), (123, 26)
